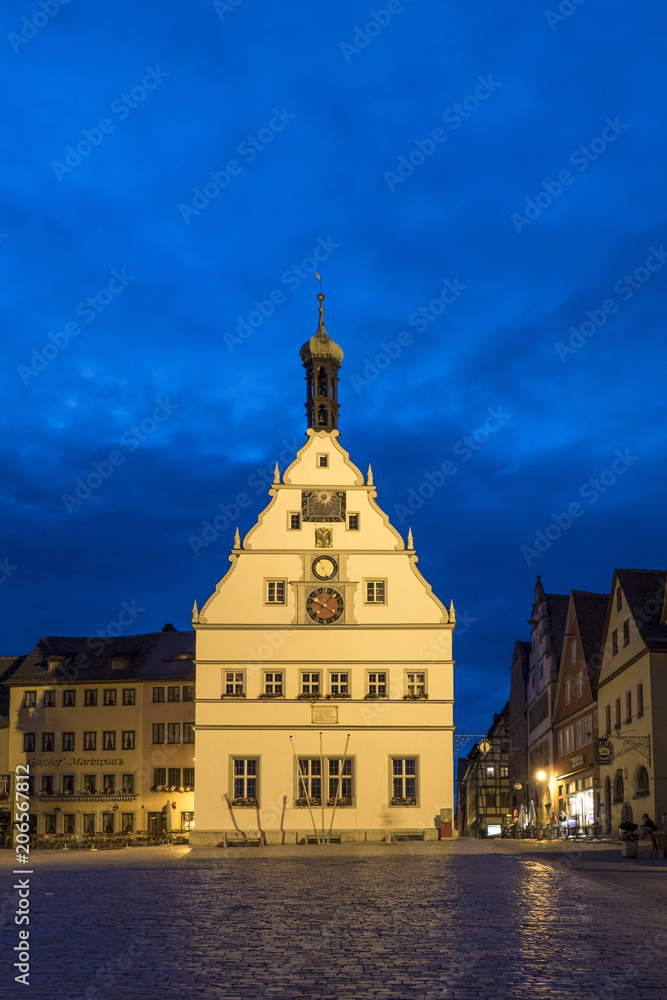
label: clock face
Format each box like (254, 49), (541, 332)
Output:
(312, 556), (338, 581)
(306, 587), (344, 624)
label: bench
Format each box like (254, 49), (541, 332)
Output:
(223, 831), (264, 848)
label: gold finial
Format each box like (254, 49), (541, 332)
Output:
(316, 291), (327, 336)
(192, 599), (199, 623)
(449, 600), (456, 624)
(234, 527), (241, 550)
(367, 464), (373, 486)
(273, 462), (280, 484)
(407, 527), (414, 550)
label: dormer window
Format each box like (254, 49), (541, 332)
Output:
(110, 657), (128, 670)
(47, 657), (63, 672)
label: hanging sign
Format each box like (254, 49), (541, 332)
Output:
(594, 738), (614, 766)
(479, 739), (491, 754)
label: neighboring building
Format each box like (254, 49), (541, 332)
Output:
(507, 640), (530, 814)
(192, 295), (456, 846)
(525, 576), (568, 822)
(597, 569), (667, 834)
(5, 628), (195, 838)
(455, 755), (470, 837)
(0, 655), (25, 844)
(552, 590), (608, 834)
(462, 705), (510, 837)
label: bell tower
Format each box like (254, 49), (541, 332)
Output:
(300, 293), (344, 432)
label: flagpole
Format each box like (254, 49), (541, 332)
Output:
(290, 737), (320, 845)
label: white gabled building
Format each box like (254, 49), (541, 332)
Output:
(191, 295), (456, 845)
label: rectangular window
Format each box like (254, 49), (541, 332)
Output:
(617, 587), (622, 611)
(266, 580), (286, 604)
(486, 765), (495, 776)
(83, 813), (95, 835)
(153, 687), (165, 702)
(63, 814), (75, 834)
(367, 671), (387, 697)
(102, 812), (114, 834)
(62, 732), (75, 751)
(301, 671), (320, 695)
(637, 683), (644, 716)
(121, 813), (135, 833)
(263, 671), (283, 695)
(328, 758), (353, 804)
(43, 690), (56, 707)
(565, 679), (571, 705)
(167, 722), (180, 744)
(391, 758), (417, 803)
(317, 453), (329, 468)
(614, 699), (621, 729)
(288, 512), (301, 531)
(168, 768), (181, 787)
(625, 691), (632, 724)
(297, 758), (322, 803)
(183, 767), (195, 789)
(103, 774), (115, 793)
(103, 689), (117, 706)
(42, 733), (55, 751)
(611, 630), (618, 656)
(121, 774), (135, 794)
(153, 768), (166, 787)
(63, 690), (75, 707)
(152, 723), (165, 745)
(623, 619), (630, 646)
(329, 671), (349, 695)
(232, 758), (258, 802)
(168, 686), (180, 702)
(122, 730), (135, 750)
(84, 690), (97, 707)
(183, 685), (195, 702)
(347, 513), (359, 531)
(84, 774), (96, 794)
(557, 730), (563, 756)
(62, 774), (74, 793)
(500, 765), (509, 778)
(24, 691), (36, 708)
(405, 672), (426, 697)
(44, 814), (56, 834)
(181, 811), (194, 831)
(605, 705), (611, 734)
(103, 731), (116, 751)
(365, 580), (386, 604)
(41, 775), (54, 794)
(575, 720), (583, 748)
(23, 733), (35, 752)
(570, 640), (577, 665)
(576, 672), (583, 698)
(183, 722), (195, 744)
(593, 709), (598, 730)
(83, 732), (97, 751)
(224, 671), (245, 695)
(486, 792), (497, 809)
(122, 688), (136, 706)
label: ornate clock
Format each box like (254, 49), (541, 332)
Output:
(312, 556), (338, 581)
(306, 587), (344, 624)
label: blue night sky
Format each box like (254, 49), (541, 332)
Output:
(2, 1), (666, 746)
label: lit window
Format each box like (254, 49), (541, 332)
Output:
(500, 765), (509, 778)
(266, 580), (286, 604)
(181, 811), (194, 831)
(365, 580), (386, 604)
(232, 758), (258, 803)
(391, 758), (417, 804)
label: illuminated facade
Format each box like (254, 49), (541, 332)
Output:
(191, 296), (456, 845)
(5, 628), (195, 838)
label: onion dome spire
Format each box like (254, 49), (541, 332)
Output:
(300, 292), (343, 432)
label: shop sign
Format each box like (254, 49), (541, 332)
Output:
(593, 739), (614, 766)
(479, 740), (491, 754)
(513, 782), (522, 790)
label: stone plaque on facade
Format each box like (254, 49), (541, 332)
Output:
(312, 705), (338, 724)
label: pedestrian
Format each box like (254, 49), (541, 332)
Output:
(640, 813), (657, 837)
(559, 808), (569, 838)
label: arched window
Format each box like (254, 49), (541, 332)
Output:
(621, 802), (633, 824)
(635, 766), (650, 797)
(613, 772), (624, 802)
(317, 404), (327, 426)
(317, 367), (327, 397)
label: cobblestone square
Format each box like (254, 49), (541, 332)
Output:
(1, 840), (665, 999)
